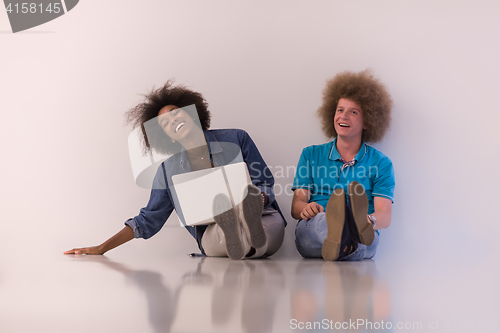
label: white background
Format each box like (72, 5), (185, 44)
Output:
(1, 0), (499, 263)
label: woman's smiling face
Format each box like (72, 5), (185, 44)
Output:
(157, 105), (195, 141)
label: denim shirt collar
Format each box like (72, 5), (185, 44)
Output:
(203, 131), (224, 154)
(328, 137), (367, 162)
(179, 130), (224, 171)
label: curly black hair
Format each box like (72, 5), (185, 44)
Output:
(124, 80), (211, 155)
(317, 69), (393, 143)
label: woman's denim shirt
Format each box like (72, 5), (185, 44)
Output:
(125, 129), (285, 253)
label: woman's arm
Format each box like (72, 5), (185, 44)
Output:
(369, 196), (392, 230)
(291, 189), (324, 220)
(238, 130), (275, 207)
(64, 165), (173, 255)
(64, 225), (135, 255)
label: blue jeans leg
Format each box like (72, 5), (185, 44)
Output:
(294, 213), (328, 258)
(340, 231), (380, 261)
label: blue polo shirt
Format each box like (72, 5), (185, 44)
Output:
(292, 138), (395, 214)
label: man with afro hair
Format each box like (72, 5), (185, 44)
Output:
(291, 69), (395, 261)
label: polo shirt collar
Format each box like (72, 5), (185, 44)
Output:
(328, 137), (367, 162)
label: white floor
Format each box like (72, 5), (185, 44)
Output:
(1, 244), (498, 333)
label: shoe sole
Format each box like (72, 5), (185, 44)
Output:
(213, 193), (245, 260)
(348, 181), (374, 246)
(322, 188), (345, 261)
(242, 185), (266, 249)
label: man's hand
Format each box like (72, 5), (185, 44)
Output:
(300, 202), (324, 220)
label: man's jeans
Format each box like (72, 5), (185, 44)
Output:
(295, 212), (380, 261)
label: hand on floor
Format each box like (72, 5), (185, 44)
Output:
(64, 246), (104, 255)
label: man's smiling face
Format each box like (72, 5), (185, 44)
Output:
(334, 98), (366, 140)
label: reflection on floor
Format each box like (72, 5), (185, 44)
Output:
(292, 260), (391, 332)
(0, 252), (498, 333)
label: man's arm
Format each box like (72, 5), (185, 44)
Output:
(369, 196), (392, 230)
(291, 189), (324, 220)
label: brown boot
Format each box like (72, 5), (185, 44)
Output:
(348, 181), (374, 246)
(322, 188), (345, 261)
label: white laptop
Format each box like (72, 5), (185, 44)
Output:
(171, 162), (252, 226)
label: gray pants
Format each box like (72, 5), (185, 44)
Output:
(201, 208), (285, 258)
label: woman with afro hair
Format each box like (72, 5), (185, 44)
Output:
(65, 81), (286, 259)
(291, 70), (395, 261)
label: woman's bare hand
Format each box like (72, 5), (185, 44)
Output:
(63, 226), (134, 256)
(300, 202), (324, 220)
(64, 246), (104, 255)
